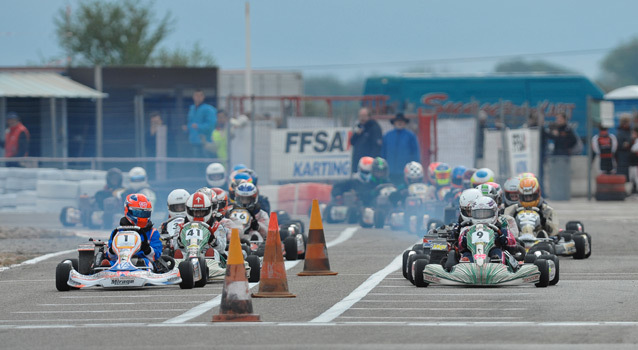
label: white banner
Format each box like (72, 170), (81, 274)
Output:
(270, 128), (352, 182)
(506, 128), (539, 178)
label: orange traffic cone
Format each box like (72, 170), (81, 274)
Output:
(298, 199), (338, 276)
(252, 212), (296, 298)
(212, 228), (261, 322)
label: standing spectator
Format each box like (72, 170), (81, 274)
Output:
(210, 109), (229, 163)
(547, 112), (577, 156)
(1, 112), (30, 167)
(629, 128), (638, 193)
(349, 107), (382, 173)
(146, 111), (163, 157)
(615, 113), (632, 181)
(381, 113), (420, 185)
(592, 126), (618, 174)
(183, 89), (217, 158)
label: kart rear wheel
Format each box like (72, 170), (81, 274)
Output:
(246, 255), (261, 282)
(530, 242), (555, 255)
(55, 261), (73, 292)
(584, 233), (592, 258)
(538, 254), (559, 286)
(402, 250), (411, 279)
(565, 221), (584, 232)
(178, 261), (195, 289)
(572, 234), (588, 259)
(346, 206), (359, 224)
(408, 254), (429, 285)
(69, 258), (79, 271)
(444, 250), (458, 272)
(298, 233), (307, 260)
(373, 210), (385, 229)
(413, 259), (430, 288)
(78, 250), (93, 275)
(194, 257), (208, 288)
(534, 259), (550, 288)
(284, 236), (298, 261)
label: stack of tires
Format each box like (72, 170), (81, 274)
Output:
(595, 174), (626, 201)
(277, 183), (332, 216)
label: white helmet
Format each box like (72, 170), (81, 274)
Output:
(206, 163), (226, 187)
(459, 188), (482, 222)
(186, 192), (213, 223)
(470, 168), (495, 187)
(167, 189), (189, 218)
(470, 196), (499, 225)
(404, 161), (424, 184)
(128, 166), (148, 190)
(475, 183), (501, 206)
(503, 177), (520, 207)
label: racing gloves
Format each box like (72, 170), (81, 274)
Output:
(250, 218), (260, 231)
(140, 240), (152, 255)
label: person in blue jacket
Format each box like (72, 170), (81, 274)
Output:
(381, 113), (420, 185)
(106, 193), (163, 269)
(183, 89), (217, 158)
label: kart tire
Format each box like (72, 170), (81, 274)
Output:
(284, 236), (298, 261)
(573, 234), (588, 260)
(444, 250), (458, 272)
(412, 244), (423, 252)
(523, 253), (537, 264)
(402, 250), (411, 279)
(298, 233), (307, 260)
(584, 233), (592, 259)
(534, 259), (550, 288)
(408, 254), (429, 285)
(55, 261), (73, 292)
(373, 210), (385, 229)
(78, 250), (93, 275)
(324, 205), (336, 224)
(69, 258), (79, 271)
(559, 231), (573, 242)
(256, 242), (266, 257)
(538, 254), (559, 286)
(194, 257), (208, 288)
(530, 242), (555, 255)
(565, 221), (584, 232)
(178, 261), (195, 289)
(59, 207), (76, 227)
(413, 258), (430, 288)
(246, 255), (261, 282)
(346, 207), (359, 224)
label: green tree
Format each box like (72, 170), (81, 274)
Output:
(148, 42), (216, 67)
(600, 37), (638, 89)
(494, 58), (576, 74)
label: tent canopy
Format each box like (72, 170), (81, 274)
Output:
(604, 85), (638, 100)
(0, 71), (106, 99)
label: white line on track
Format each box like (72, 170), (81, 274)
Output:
(357, 300), (531, 303)
(0, 318), (166, 323)
(0, 279), (55, 283)
(59, 294), (218, 298)
(0, 249), (75, 272)
(338, 316), (524, 320)
(368, 292), (535, 296)
(348, 307), (527, 311)
(39, 301), (209, 306)
(162, 226), (359, 324)
(13, 309), (188, 314)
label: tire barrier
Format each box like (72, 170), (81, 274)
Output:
(277, 183), (332, 216)
(595, 174), (626, 201)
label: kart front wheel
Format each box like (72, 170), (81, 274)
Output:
(402, 250), (411, 279)
(55, 261), (73, 292)
(413, 259), (429, 288)
(572, 234), (588, 259)
(534, 259), (550, 288)
(407, 254), (429, 285)
(178, 261), (195, 289)
(284, 236), (298, 261)
(246, 255), (261, 282)
(194, 257), (208, 288)
(538, 254), (559, 286)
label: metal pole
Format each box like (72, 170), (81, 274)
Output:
(95, 65), (103, 162)
(586, 96), (593, 201)
(499, 99), (508, 181)
(50, 97), (58, 158)
(245, 2), (252, 98)
(250, 94), (255, 169)
(61, 99), (68, 168)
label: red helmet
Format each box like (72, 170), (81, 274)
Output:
(124, 193), (152, 228)
(186, 192), (213, 223)
(427, 162), (441, 185)
(211, 187), (229, 216)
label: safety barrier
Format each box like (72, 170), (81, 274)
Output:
(276, 183), (332, 216)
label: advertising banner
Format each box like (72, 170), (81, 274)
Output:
(270, 128), (352, 182)
(506, 128), (539, 178)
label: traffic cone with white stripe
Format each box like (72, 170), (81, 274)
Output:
(252, 212), (296, 298)
(298, 199), (338, 276)
(212, 228), (260, 322)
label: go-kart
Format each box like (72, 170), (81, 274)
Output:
(390, 183), (433, 234)
(414, 223), (557, 288)
(173, 221), (220, 289)
(323, 190), (360, 224)
(55, 226), (181, 291)
(274, 210), (307, 260)
(402, 224), (453, 284)
(361, 183), (398, 228)
(515, 208), (591, 259)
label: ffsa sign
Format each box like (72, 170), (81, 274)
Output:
(271, 128), (352, 181)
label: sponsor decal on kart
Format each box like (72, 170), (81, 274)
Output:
(522, 275), (540, 283)
(431, 244), (447, 251)
(424, 274), (440, 283)
(111, 279), (135, 286)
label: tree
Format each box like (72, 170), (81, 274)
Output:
(494, 58), (576, 75)
(600, 37), (638, 89)
(148, 42), (216, 67)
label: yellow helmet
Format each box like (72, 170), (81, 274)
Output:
(518, 177), (540, 208)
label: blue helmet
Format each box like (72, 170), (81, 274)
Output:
(235, 182), (258, 210)
(232, 164), (248, 172)
(451, 166), (467, 189)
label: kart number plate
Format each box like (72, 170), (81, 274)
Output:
(230, 209), (250, 225)
(471, 230), (490, 244)
(114, 233), (138, 249)
(167, 217), (185, 238)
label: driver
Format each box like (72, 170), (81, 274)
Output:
(504, 176), (559, 237)
(159, 189), (190, 244)
(106, 193), (163, 268)
(458, 196), (516, 263)
(121, 166), (157, 207)
(388, 161), (435, 206)
(233, 182), (269, 240)
(182, 192), (227, 258)
(330, 156), (375, 205)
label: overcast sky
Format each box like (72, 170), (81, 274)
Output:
(2, 0), (638, 80)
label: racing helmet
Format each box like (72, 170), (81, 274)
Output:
(235, 182), (259, 211)
(371, 157), (389, 181)
(128, 166), (148, 190)
(470, 168), (495, 187)
(228, 172), (253, 201)
(518, 172), (537, 181)
(470, 196), (499, 225)
(106, 168), (123, 190)
(459, 188), (482, 222)
(427, 162), (441, 185)
(404, 161), (424, 184)
(518, 177), (541, 208)
(211, 187), (229, 216)
(358, 156), (374, 183)
(206, 162), (226, 187)
(232, 164), (248, 172)
(166, 189), (190, 218)
(434, 163), (452, 186)
(503, 177), (520, 207)
(451, 166), (467, 189)
(476, 182), (502, 206)
(186, 192), (213, 223)
(462, 168), (477, 189)
(124, 193), (153, 228)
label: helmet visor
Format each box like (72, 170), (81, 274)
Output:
(208, 173), (225, 181)
(521, 193), (539, 203)
(128, 208), (151, 218)
(460, 206), (472, 218)
(187, 207), (211, 218)
(130, 175), (145, 183)
(237, 195), (254, 207)
(168, 203), (186, 213)
(472, 208), (495, 220)
(505, 191), (519, 202)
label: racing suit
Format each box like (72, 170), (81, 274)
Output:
(331, 178), (377, 207)
(388, 182), (436, 207)
(107, 217), (163, 267)
(503, 200), (559, 236)
(458, 217), (517, 263)
(181, 217), (228, 258)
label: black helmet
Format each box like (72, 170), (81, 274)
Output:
(371, 157), (389, 181)
(106, 168), (123, 189)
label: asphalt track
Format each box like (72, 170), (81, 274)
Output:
(0, 198), (637, 349)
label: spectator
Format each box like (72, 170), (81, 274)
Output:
(592, 126), (618, 175)
(146, 111), (163, 157)
(1, 112), (30, 167)
(381, 113), (420, 185)
(615, 113), (632, 181)
(350, 107), (382, 173)
(629, 128), (638, 193)
(547, 113), (577, 156)
(183, 89), (217, 158)
(207, 109), (230, 163)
